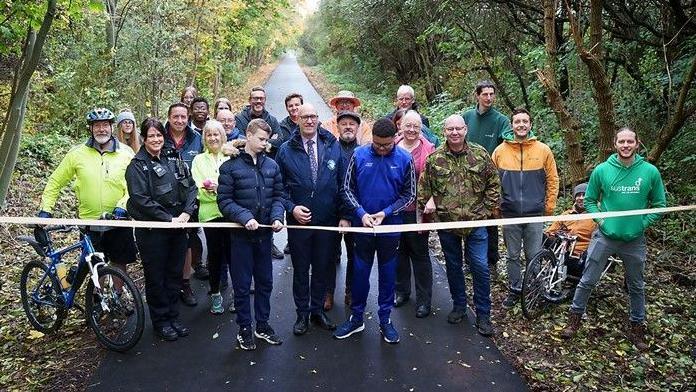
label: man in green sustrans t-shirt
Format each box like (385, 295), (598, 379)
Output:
(462, 80), (511, 276)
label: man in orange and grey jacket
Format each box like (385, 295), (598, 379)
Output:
(491, 107), (559, 309)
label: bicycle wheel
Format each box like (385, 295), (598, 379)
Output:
(20, 260), (67, 333)
(521, 249), (557, 320)
(85, 266), (144, 352)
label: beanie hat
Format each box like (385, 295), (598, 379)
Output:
(116, 111), (136, 126)
(573, 183), (588, 197)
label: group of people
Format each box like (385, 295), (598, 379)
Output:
(37, 80), (666, 352)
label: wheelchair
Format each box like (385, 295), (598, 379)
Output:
(521, 231), (599, 320)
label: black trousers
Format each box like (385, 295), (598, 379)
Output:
(395, 211), (433, 306)
(135, 228), (187, 328)
(327, 232), (355, 295)
(288, 228), (337, 315)
(202, 219), (230, 294)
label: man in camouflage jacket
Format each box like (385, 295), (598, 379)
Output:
(418, 114), (500, 336)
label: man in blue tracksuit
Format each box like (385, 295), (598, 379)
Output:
(334, 118), (416, 344)
(276, 103), (346, 336)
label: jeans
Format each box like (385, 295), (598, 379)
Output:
(228, 233), (273, 328)
(396, 211), (432, 306)
(438, 228), (491, 316)
(350, 234), (400, 324)
(570, 230), (647, 322)
(502, 222), (544, 292)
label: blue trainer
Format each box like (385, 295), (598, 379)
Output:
(380, 320), (400, 344)
(333, 316), (365, 339)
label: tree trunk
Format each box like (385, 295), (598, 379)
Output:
(0, 0), (57, 207)
(538, 0), (586, 184)
(647, 54), (696, 163)
(566, 0), (617, 161)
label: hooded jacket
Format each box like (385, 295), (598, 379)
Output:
(276, 128), (346, 226)
(342, 144), (416, 235)
(584, 153), (666, 241)
(491, 130), (559, 217)
(40, 137), (133, 219)
(216, 151), (285, 241)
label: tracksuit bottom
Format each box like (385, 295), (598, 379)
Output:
(135, 228), (187, 329)
(350, 234), (400, 324)
(229, 233), (273, 328)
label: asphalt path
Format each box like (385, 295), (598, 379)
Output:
(89, 54), (527, 391)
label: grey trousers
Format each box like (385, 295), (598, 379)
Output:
(502, 222), (544, 292)
(570, 229), (647, 322)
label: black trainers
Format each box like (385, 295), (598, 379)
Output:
(476, 314), (494, 336)
(237, 326), (256, 351)
(193, 264), (210, 280)
(447, 307), (466, 324)
(271, 245), (284, 259)
(180, 281), (197, 307)
(255, 323), (283, 345)
(502, 292), (520, 309)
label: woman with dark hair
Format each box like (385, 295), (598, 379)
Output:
(213, 97), (233, 118)
(125, 117), (197, 342)
(392, 109), (407, 136)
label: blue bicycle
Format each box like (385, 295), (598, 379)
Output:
(18, 225), (144, 352)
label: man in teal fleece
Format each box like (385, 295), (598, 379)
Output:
(561, 127), (666, 351)
(462, 80), (511, 276)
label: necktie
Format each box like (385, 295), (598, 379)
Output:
(307, 139), (317, 184)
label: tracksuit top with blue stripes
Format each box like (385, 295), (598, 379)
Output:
(342, 144), (416, 236)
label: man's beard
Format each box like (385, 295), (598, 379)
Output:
(94, 134), (111, 145)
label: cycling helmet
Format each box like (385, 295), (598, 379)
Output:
(86, 108), (115, 124)
(573, 183), (588, 197)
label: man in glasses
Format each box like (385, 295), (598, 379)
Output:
(334, 118), (415, 344)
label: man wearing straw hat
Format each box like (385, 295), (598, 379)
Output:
(324, 90), (372, 145)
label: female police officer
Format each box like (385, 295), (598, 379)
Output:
(126, 116), (197, 341)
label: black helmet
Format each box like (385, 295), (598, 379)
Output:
(86, 108), (115, 124)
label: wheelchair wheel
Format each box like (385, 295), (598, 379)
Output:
(20, 260), (67, 333)
(85, 265), (144, 352)
(521, 249), (557, 320)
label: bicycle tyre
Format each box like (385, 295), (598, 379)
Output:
(20, 260), (67, 333)
(85, 266), (144, 352)
(521, 249), (557, 320)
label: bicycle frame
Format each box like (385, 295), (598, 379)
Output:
(37, 228), (108, 309)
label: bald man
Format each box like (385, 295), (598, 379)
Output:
(418, 114), (500, 336)
(276, 103), (348, 336)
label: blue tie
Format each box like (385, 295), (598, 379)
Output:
(307, 139), (317, 184)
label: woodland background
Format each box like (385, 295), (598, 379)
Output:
(0, 0), (694, 390)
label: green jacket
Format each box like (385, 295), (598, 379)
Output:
(191, 150), (229, 222)
(462, 106), (510, 154)
(418, 141), (500, 236)
(585, 153), (666, 241)
(40, 138), (133, 219)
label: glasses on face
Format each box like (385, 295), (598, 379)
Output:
(373, 141), (394, 149)
(402, 123), (420, 131)
(397, 96), (413, 102)
(250, 96), (265, 102)
(444, 126), (466, 132)
(300, 114), (318, 121)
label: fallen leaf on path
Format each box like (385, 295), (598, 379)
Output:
(212, 333), (219, 339)
(28, 330), (44, 340)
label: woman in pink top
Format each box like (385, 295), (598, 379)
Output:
(393, 110), (436, 318)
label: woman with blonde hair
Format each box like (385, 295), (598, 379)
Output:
(191, 120), (231, 314)
(115, 109), (141, 153)
(213, 97), (233, 118)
